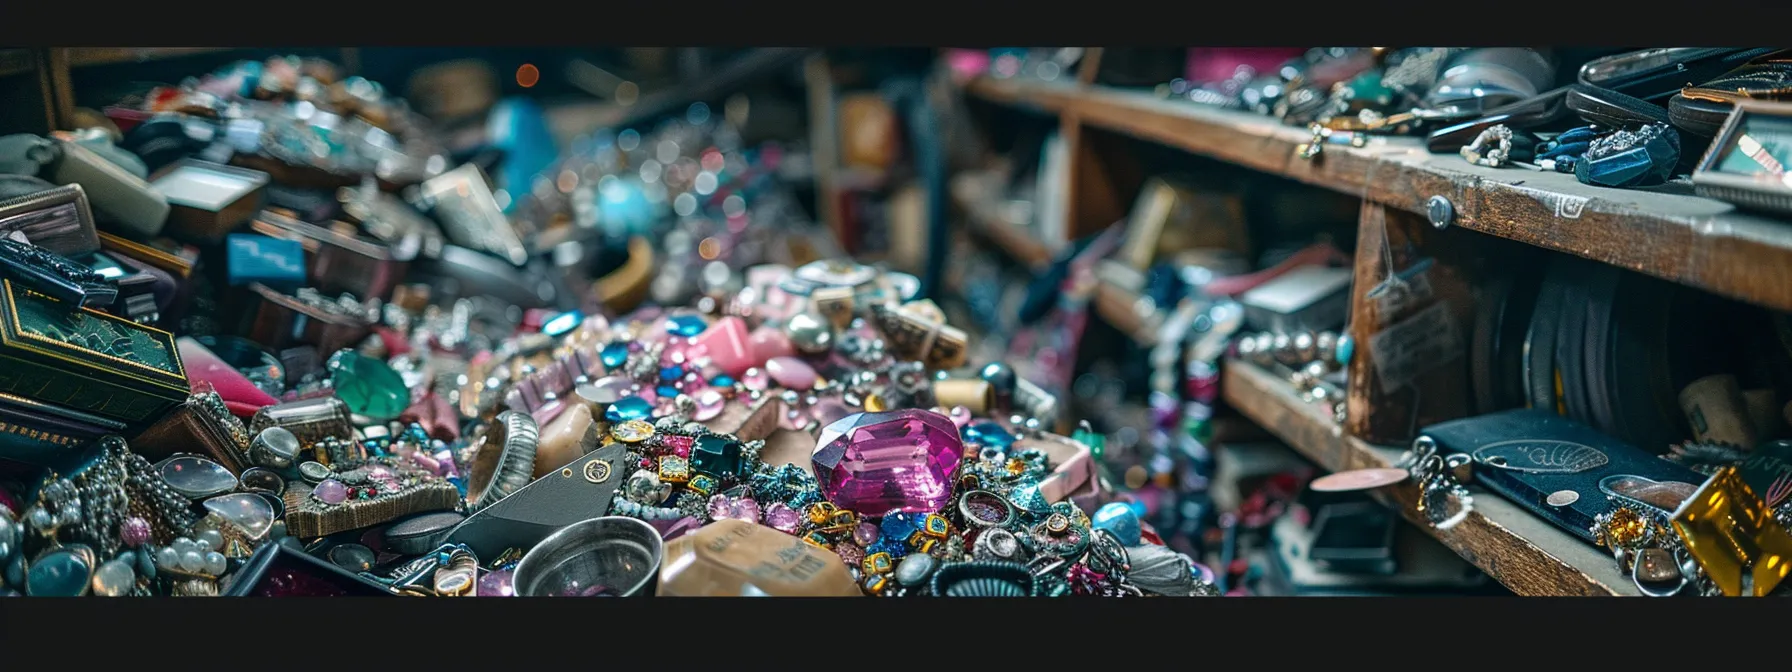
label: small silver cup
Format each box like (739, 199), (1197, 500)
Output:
(513, 516), (664, 597)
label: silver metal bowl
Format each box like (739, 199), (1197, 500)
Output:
(512, 516), (663, 597)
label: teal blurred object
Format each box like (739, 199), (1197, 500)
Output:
(592, 175), (660, 238)
(487, 97), (559, 212)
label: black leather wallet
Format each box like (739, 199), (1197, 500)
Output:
(443, 441), (628, 561)
(1423, 408), (1706, 544)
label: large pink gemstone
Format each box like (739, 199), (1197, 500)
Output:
(811, 409), (962, 515)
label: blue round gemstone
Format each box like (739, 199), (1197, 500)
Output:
(965, 421), (1015, 449)
(25, 547), (92, 597)
(1335, 334), (1354, 366)
(659, 366), (684, 382)
(605, 396), (653, 423)
(600, 342), (630, 369)
(666, 315), (708, 337)
(880, 511), (923, 544)
(656, 386), (680, 399)
(711, 374), (736, 388)
(1092, 502), (1143, 546)
(867, 538), (908, 559)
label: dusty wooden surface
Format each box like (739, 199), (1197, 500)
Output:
(1223, 361), (1638, 596)
(1346, 203), (1481, 444)
(966, 77), (1792, 313)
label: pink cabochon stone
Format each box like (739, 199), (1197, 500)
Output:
(811, 409), (963, 516)
(765, 357), (818, 390)
(693, 316), (754, 376)
(747, 325), (797, 364)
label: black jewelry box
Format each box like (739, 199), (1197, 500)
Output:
(1421, 408), (1706, 544)
(224, 541), (397, 597)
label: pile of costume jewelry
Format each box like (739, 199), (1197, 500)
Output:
(0, 257), (1219, 597)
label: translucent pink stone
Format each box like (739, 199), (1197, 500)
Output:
(693, 316), (754, 376)
(411, 453), (443, 475)
(312, 479), (349, 505)
(747, 325), (796, 364)
(743, 367), (770, 391)
(765, 357), (818, 389)
(707, 494), (761, 523)
(948, 406), (973, 429)
(693, 388), (725, 421)
(764, 503), (801, 533)
(811, 409), (963, 515)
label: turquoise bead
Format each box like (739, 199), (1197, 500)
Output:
(1092, 503), (1142, 546)
(964, 421), (1015, 449)
(600, 343), (630, 369)
(667, 315), (707, 337)
(541, 311), (583, 337)
(1335, 334), (1355, 366)
(605, 396), (652, 423)
(25, 547), (93, 597)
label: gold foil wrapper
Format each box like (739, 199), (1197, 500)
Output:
(933, 379), (994, 415)
(1670, 465), (1792, 596)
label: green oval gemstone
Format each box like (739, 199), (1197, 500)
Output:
(327, 350), (412, 422)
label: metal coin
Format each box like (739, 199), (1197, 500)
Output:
(1545, 490), (1580, 507)
(1309, 467), (1409, 492)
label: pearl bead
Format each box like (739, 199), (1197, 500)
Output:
(203, 551), (227, 576)
(179, 550), (205, 573)
(197, 530), (224, 552)
(784, 313), (834, 354)
(156, 546), (180, 570)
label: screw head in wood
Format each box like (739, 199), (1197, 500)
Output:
(1427, 195), (1455, 229)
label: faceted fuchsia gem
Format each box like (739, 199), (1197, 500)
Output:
(810, 409), (963, 516)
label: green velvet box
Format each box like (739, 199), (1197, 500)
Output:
(0, 279), (189, 424)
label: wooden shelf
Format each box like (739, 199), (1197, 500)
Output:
(0, 50), (34, 78)
(966, 76), (1792, 313)
(952, 185), (1161, 345)
(65, 48), (233, 69)
(1221, 360), (1638, 596)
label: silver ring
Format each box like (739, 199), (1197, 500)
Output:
(238, 467), (287, 497)
(249, 427), (301, 470)
(957, 489), (1016, 528)
(466, 410), (540, 511)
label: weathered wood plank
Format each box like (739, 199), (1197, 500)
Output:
(1223, 361), (1638, 596)
(965, 77), (1792, 313)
